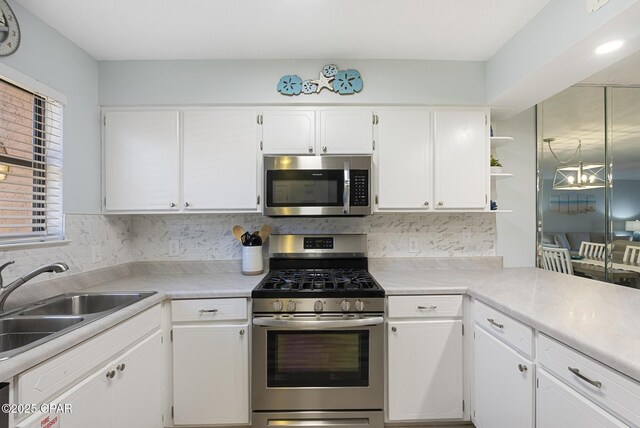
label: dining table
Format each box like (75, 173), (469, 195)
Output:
(571, 256), (640, 286)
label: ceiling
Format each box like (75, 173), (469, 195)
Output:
(16, 0), (551, 61)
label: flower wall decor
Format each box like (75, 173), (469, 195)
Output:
(277, 64), (363, 96)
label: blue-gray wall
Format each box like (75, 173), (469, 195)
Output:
(0, 0), (100, 214)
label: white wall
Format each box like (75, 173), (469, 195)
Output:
(0, 0), (100, 214)
(493, 108), (537, 267)
(98, 59), (486, 106)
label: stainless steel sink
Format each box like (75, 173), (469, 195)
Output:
(0, 291), (156, 361)
(0, 316), (85, 353)
(19, 292), (154, 316)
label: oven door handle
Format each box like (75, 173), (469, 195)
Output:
(252, 316), (384, 329)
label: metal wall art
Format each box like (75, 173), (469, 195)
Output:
(277, 64), (363, 96)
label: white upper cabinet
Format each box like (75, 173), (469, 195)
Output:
(320, 110), (373, 154)
(183, 110), (260, 211)
(261, 110), (316, 154)
(104, 111), (180, 211)
(433, 110), (488, 209)
(375, 110), (430, 210)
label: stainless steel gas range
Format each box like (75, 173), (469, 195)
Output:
(251, 234), (385, 428)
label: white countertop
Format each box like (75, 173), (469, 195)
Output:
(2, 264), (640, 386)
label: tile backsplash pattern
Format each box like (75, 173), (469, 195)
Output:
(0, 212), (495, 286)
(0, 215), (131, 285)
(131, 213), (496, 260)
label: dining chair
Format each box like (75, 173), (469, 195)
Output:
(623, 245), (640, 264)
(578, 241), (607, 258)
(542, 246), (574, 275)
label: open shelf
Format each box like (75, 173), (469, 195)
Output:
(490, 209), (513, 213)
(490, 136), (514, 147)
(491, 172), (514, 178)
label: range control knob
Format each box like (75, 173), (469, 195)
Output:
(340, 300), (351, 312)
(354, 299), (365, 312)
(314, 300), (324, 312)
(272, 300), (283, 312)
(287, 300), (296, 312)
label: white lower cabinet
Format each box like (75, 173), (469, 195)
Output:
(386, 295), (464, 422)
(17, 330), (163, 428)
(171, 299), (249, 425)
(537, 369), (626, 428)
(473, 326), (534, 428)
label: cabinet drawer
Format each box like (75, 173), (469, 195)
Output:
(538, 333), (640, 427)
(171, 298), (247, 322)
(474, 300), (533, 357)
(388, 295), (462, 318)
(18, 304), (161, 407)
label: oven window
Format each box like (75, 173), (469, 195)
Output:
(266, 331), (369, 387)
(266, 170), (343, 207)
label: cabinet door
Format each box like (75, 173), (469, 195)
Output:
(113, 331), (163, 428)
(104, 111), (180, 211)
(172, 324), (249, 425)
(473, 326), (534, 428)
(261, 110), (315, 154)
(388, 320), (463, 421)
(537, 370), (626, 428)
(376, 110), (430, 210)
(320, 110), (373, 154)
(183, 110), (259, 211)
(17, 363), (113, 428)
(433, 110), (487, 209)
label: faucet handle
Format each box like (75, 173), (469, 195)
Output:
(0, 261), (15, 288)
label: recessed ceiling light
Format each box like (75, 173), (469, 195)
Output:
(595, 40), (624, 54)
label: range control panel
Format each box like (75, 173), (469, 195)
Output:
(350, 170), (369, 207)
(304, 237), (334, 249)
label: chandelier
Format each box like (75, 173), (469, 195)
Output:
(544, 138), (606, 190)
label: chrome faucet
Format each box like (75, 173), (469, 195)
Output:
(0, 261), (69, 312)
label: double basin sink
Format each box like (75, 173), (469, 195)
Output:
(0, 292), (156, 361)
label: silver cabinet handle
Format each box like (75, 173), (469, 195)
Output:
(518, 364), (527, 373)
(424, 201), (429, 206)
(117, 363), (126, 372)
(438, 201), (444, 206)
(106, 370), (115, 379)
(169, 202), (176, 208)
(184, 202), (190, 207)
(487, 318), (504, 329)
(568, 366), (602, 388)
(308, 146), (313, 153)
(391, 326), (397, 332)
(322, 146), (327, 153)
(417, 305), (437, 310)
(239, 329), (245, 336)
(199, 309), (218, 313)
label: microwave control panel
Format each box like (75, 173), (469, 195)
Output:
(350, 170), (369, 207)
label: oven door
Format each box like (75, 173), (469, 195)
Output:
(252, 314), (384, 411)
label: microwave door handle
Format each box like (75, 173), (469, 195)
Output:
(343, 161), (350, 214)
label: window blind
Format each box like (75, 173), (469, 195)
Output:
(0, 78), (63, 244)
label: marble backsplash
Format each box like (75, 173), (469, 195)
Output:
(0, 215), (132, 285)
(0, 212), (496, 287)
(131, 212), (496, 260)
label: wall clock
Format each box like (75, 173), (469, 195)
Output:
(0, 0), (20, 56)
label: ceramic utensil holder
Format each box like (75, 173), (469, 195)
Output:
(242, 245), (263, 275)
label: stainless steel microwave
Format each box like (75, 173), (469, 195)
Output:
(263, 155), (372, 216)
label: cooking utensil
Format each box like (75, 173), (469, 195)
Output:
(259, 224), (272, 243)
(250, 232), (262, 246)
(241, 231), (251, 246)
(232, 225), (245, 242)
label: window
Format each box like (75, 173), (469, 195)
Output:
(0, 77), (63, 244)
